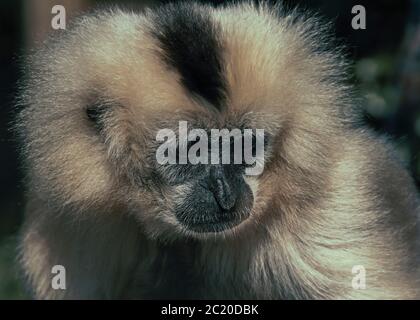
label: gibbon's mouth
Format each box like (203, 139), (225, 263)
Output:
(177, 209), (251, 233)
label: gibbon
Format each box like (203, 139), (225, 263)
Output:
(17, 2), (420, 299)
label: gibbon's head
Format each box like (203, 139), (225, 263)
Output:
(18, 2), (353, 240)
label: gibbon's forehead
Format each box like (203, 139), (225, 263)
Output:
(84, 4), (300, 120)
(145, 3), (284, 114)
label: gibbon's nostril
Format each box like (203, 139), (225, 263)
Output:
(209, 166), (237, 211)
(214, 178), (236, 210)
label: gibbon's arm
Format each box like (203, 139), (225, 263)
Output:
(20, 193), (147, 299)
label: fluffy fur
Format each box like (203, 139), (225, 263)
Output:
(17, 2), (420, 299)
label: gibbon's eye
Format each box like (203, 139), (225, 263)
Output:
(86, 105), (101, 122)
(86, 102), (107, 131)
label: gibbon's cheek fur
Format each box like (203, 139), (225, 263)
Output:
(17, 2), (420, 299)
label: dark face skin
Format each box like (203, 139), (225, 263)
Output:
(172, 163), (254, 233)
(154, 123), (257, 233)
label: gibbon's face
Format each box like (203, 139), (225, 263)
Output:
(22, 3), (345, 240)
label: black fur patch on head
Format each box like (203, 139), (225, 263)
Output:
(150, 2), (227, 110)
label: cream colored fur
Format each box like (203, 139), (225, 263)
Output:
(17, 2), (420, 299)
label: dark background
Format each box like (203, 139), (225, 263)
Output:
(0, 0), (419, 299)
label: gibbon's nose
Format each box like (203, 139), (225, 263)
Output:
(208, 166), (237, 211)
